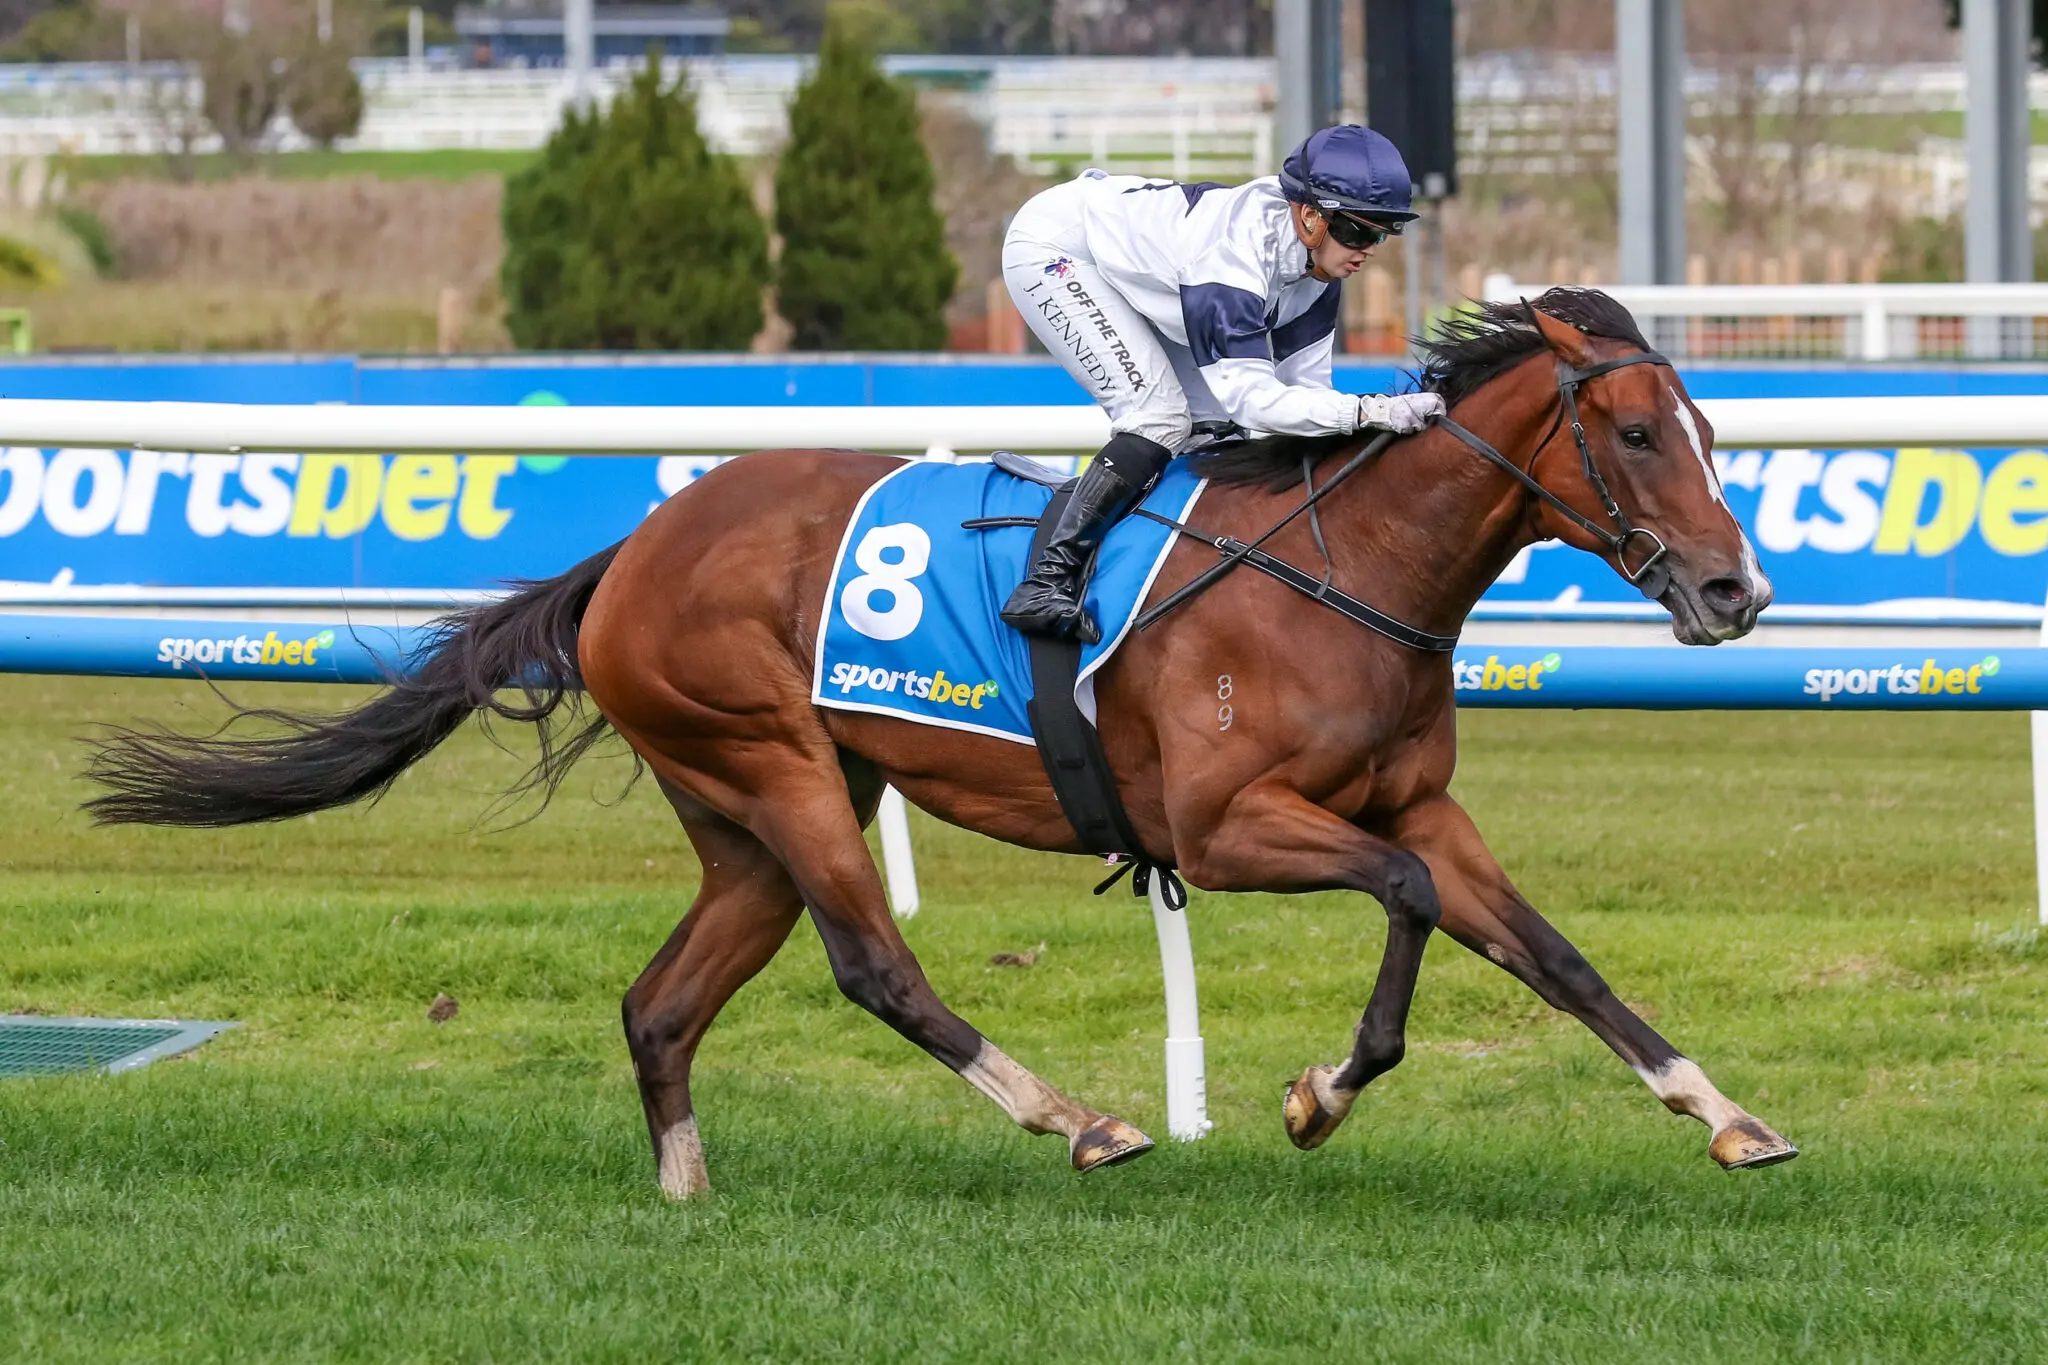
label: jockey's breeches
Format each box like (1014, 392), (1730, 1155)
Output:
(1002, 182), (1219, 453)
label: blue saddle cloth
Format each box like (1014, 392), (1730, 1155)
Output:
(812, 458), (1208, 744)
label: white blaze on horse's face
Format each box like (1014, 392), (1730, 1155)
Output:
(1669, 384), (1723, 508)
(1668, 381), (1772, 603)
(1651, 377), (1773, 642)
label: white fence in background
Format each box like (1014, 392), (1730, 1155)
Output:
(0, 55), (1278, 172)
(1484, 278), (2048, 364)
(4, 53), (2048, 189)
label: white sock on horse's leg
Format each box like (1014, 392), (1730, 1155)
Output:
(959, 1041), (1088, 1138)
(1632, 1056), (1749, 1131)
(656, 1116), (710, 1200)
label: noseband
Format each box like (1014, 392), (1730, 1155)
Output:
(1436, 349), (1674, 601)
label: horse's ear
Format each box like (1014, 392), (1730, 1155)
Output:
(1526, 304), (1595, 368)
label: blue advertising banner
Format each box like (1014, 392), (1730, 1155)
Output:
(10, 615), (2046, 714)
(1487, 443), (2048, 615)
(1, 356), (2046, 617)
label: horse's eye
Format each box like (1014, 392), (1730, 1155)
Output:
(1621, 427), (1652, 450)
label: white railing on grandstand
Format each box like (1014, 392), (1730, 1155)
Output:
(0, 54), (1278, 171)
(1484, 277), (2048, 363)
(16, 53), (2048, 184)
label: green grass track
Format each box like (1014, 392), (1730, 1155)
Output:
(3, 674), (2046, 1362)
(54, 148), (539, 185)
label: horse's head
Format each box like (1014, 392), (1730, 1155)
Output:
(1516, 298), (1771, 644)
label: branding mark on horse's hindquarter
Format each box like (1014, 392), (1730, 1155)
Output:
(1216, 674), (1234, 731)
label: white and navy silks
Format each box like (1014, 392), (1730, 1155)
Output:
(1002, 170), (1363, 454)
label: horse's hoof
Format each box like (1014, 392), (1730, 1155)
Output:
(1710, 1116), (1800, 1170)
(1071, 1115), (1154, 1172)
(1282, 1064), (1356, 1151)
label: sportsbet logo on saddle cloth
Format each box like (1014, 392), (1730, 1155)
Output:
(812, 458), (1208, 743)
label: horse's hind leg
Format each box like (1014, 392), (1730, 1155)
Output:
(623, 784), (805, 1199)
(794, 794), (1155, 1170)
(757, 761), (1152, 1173)
(628, 728), (1148, 1177)
(1396, 795), (1798, 1170)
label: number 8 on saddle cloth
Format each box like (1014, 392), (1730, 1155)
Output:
(811, 456), (1207, 745)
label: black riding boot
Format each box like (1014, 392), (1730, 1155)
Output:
(1002, 432), (1173, 644)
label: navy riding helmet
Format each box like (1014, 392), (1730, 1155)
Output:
(1279, 125), (1419, 224)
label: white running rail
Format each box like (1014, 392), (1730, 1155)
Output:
(8, 395), (2048, 452)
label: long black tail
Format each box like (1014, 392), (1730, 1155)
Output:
(85, 542), (624, 828)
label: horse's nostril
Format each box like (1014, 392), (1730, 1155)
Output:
(1701, 577), (1750, 614)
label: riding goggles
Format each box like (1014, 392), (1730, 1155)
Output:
(1323, 211), (1402, 250)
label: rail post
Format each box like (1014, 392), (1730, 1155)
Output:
(1151, 880), (1212, 1142)
(878, 786), (919, 920)
(2035, 593), (2048, 926)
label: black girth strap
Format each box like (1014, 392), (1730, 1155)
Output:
(1020, 484), (1188, 910)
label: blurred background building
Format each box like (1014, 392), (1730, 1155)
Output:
(452, 2), (728, 68)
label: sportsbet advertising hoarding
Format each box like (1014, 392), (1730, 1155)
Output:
(0, 358), (2045, 617)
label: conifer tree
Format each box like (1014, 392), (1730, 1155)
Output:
(501, 55), (769, 350)
(774, 14), (958, 350)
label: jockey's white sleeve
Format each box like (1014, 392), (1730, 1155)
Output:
(1200, 353), (1359, 436)
(1179, 235), (1355, 435)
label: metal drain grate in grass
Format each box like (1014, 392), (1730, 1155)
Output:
(0, 1017), (237, 1078)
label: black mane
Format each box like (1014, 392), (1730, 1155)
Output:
(1191, 286), (1650, 490)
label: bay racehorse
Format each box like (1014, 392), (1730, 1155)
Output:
(87, 289), (1798, 1197)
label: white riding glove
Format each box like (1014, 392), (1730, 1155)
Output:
(1356, 392), (1445, 435)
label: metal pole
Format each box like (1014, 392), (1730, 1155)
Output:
(1428, 202), (1447, 324)
(1310, 0), (1345, 130)
(1403, 222), (1424, 357)
(2036, 588), (2048, 925)
(407, 6), (423, 70)
(1274, 0), (1314, 163)
(1616, 0), (1686, 286)
(564, 0), (595, 108)
(317, 0), (333, 45)
(1964, 0), (2031, 359)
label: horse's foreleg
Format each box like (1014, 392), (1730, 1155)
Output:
(623, 791), (805, 1199)
(1177, 790), (1442, 1151)
(1395, 795), (1797, 1170)
(763, 788), (1153, 1173)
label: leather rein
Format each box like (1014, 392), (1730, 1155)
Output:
(1131, 347), (1677, 649)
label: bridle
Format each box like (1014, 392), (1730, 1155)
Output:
(1130, 342), (1681, 644)
(1436, 348), (1675, 602)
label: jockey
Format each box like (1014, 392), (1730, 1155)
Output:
(998, 124), (1446, 643)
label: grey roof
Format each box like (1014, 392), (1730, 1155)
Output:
(455, 4), (729, 38)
